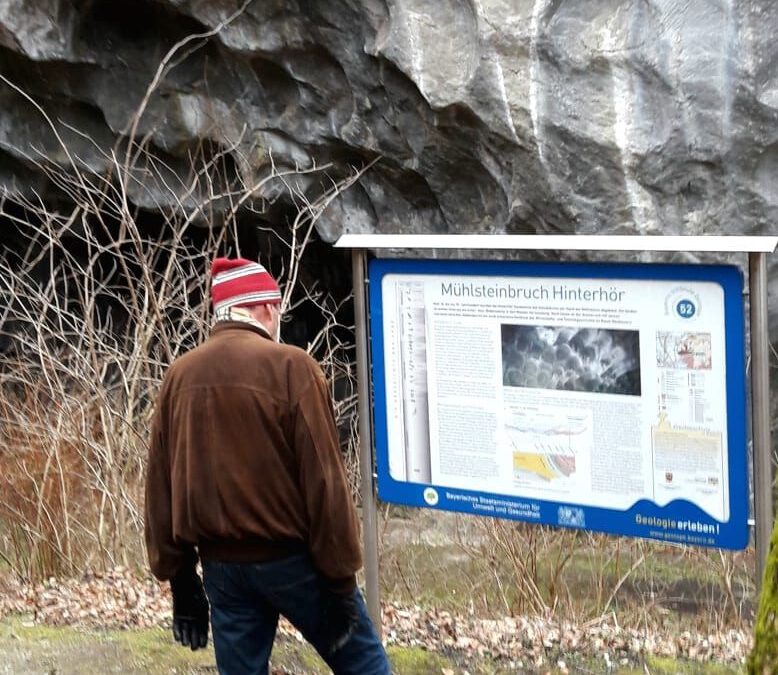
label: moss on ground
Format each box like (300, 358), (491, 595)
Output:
(385, 645), (454, 673)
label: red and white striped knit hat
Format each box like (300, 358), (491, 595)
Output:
(210, 257), (282, 312)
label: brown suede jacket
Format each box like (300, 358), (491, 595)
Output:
(144, 321), (361, 592)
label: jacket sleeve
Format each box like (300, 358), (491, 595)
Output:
(144, 392), (191, 581)
(294, 364), (362, 592)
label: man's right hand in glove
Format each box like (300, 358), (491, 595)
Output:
(170, 562), (209, 650)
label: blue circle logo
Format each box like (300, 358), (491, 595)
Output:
(676, 299), (696, 319)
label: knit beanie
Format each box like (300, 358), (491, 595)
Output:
(210, 257), (282, 312)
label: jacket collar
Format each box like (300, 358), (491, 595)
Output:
(211, 321), (273, 341)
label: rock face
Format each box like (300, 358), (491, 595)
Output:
(0, 1), (776, 325)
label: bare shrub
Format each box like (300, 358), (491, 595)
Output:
(0, 25), (372, 579)
(451, 517), (753, 627)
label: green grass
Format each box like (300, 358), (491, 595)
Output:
(642, 655), (744, 674)
(0, 616), (217, 674)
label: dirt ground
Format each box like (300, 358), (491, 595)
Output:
(0, 616), (746, 675)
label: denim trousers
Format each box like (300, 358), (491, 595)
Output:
(202, 554), (391, 675)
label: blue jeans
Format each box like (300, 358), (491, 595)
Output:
(202, 554), (391, 675)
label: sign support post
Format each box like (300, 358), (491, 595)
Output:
(749, 251), (773, 590)
(352, 248), (382, 634)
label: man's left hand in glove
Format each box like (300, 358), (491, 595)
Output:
(170, 561), (209, 650)
(320, 581), (360, 655)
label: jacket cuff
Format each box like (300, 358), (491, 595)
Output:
(324, 574), (357, 595)
(161, 547), (198, 582)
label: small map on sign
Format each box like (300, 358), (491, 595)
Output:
(656, 332), (712, 370)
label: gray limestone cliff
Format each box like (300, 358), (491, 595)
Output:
(0, 1), (776, 342)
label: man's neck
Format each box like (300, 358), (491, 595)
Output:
(213, 306), (273, 339)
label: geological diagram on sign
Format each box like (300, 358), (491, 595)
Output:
(507, 409), (588, 483)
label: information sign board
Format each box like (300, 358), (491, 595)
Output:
(369, 259), (748, 549)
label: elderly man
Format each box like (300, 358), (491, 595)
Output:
(145, 257), (390, 674)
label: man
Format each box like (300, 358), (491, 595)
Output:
(145, 257), (390, 675)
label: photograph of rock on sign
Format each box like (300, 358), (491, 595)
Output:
(144, 257), (390, 675)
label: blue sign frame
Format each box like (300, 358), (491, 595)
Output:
(369, 258), (748, 550)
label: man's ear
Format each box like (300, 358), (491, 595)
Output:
(255, 304), (272, 323)
(248, 304), (274, 331)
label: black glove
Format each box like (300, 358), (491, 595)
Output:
(320, 583), (360, 654)
(170, 561), (209, 651)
